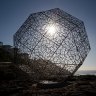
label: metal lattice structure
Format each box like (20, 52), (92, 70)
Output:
(14, 8), (90, 81)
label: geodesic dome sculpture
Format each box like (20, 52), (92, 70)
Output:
(14, 8), (90, 81)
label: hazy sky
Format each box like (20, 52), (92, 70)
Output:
(0, 0), (96, 70)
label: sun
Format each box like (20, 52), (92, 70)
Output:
(47, 25), (56, 36)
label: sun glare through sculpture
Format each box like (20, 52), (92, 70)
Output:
(47, 25), (56, 36)
(14, 8), (91, 82)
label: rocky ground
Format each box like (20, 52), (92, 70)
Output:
(0, 62), (96, 96)
(1, 76), (96, 96)
(18, 75), (96, 96)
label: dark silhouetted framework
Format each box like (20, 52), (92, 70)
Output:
(14, 8), (90, 81)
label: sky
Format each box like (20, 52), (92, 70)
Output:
(0, 0), (96, 70)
